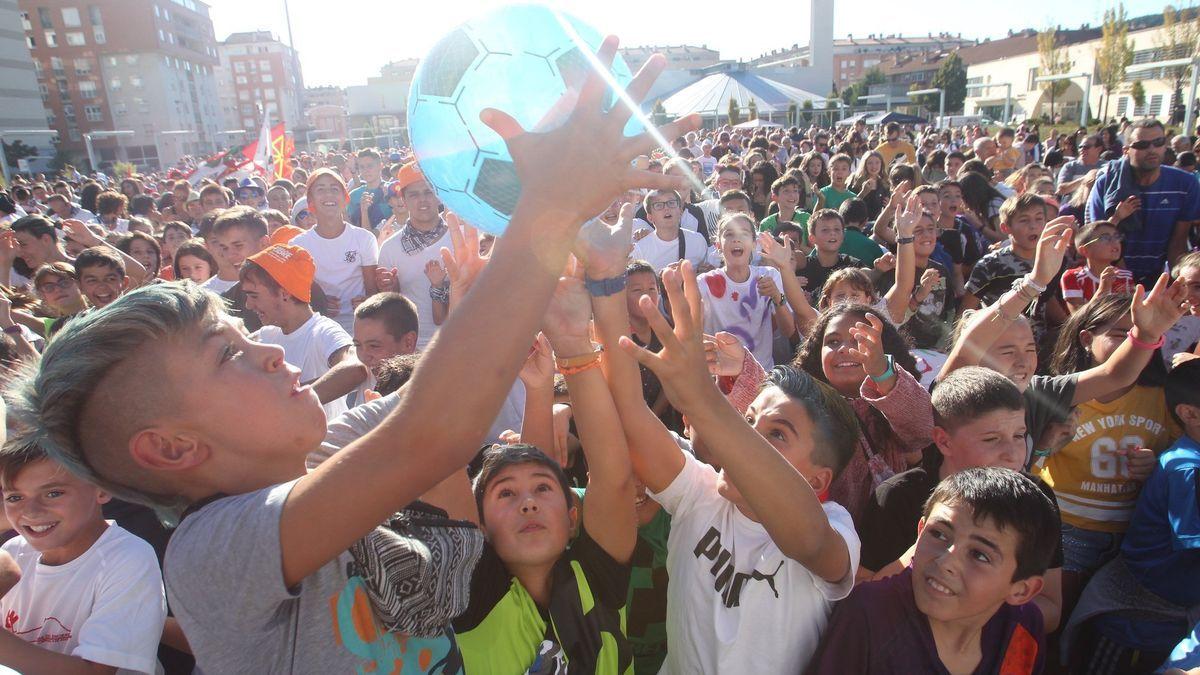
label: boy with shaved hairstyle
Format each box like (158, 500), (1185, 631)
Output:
(4, 38), (698, 672)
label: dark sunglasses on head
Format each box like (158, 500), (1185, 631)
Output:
(1129, 137), (1167, 151)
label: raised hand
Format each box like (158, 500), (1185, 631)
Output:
(1114, 195), (1141, 222)
(324, 296), (341, 317)
(1097, 265), (1117, 296)
(542, 271), (593, 347)
(756, 231), (793, 271)
(873, 251), (896, 273)
(756, 275), (783, 304)
(424, 259), (448, 286)
(894, 192), (923, 239)
(633, 228), (653, 242)
(1130, 272), (1190, 342)
(479, 36), (702, 228)
(439, 212), (488, 300)
(918, 267), (942, 292)
(1031, 217), (1074, 288)
(846, 313), (891, 383)
(1120, 446), (1157, 482)
(704, 332), (746, 376)
(0, 231), (18, 267)
(374, 266), (399, 293)
(575, 201), (633, 280)
(619, 260), (718, 411)
(61, 218), (102, 248)
(518, 332), (556, 391)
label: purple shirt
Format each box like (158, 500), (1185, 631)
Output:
(806, 568), (1045, 675)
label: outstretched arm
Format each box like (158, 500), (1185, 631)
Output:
(543, 271), (636, 563)
(757, 232), (817, 334)
(1071, 272), (1188, 406)
(586, 205), (687, 494)
(277, 38), (701, 587)
(882, 193), (921, 324)
(622, 262), (850, 582)
(940, 217), (1074, 381)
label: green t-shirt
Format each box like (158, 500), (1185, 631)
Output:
(819, 185), (857, 211)
(758, 210), (809, 235)
(841, 229), (884, 266)
(574, 488), (671, 675)
(454, 528), (633, 674)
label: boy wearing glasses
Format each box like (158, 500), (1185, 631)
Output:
(1086, 119), (1200, 284)
(631, 189), (716, 272)
(1060, 220), (1136, 311)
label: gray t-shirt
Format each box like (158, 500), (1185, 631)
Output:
(1057, 158), (1098, 190)
(165, 481), (461, 674)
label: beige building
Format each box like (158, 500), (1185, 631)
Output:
(964, 13), (1191, 123)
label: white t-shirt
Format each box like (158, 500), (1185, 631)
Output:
(292, 224), (379, 332)
(697, 266), (785, 370)
(201, 275), (238, 295)
(257, 313), (353, 419)
(631, 228), (715, 272)
(377, 226), (453, 350)
(0, 524), (167, 675)
(650, 452), (859, 675)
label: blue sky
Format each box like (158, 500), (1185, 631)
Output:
(207, 0), (1180, 87)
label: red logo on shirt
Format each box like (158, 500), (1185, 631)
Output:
(4, 610), (15, 631)
(705, 274), (726, 299)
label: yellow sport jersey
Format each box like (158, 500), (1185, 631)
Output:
(1039, 386), (1181, 532)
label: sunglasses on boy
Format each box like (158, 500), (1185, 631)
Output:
(1128, 137), (1167, 151)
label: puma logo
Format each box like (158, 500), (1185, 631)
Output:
(694, 527), (786, 608)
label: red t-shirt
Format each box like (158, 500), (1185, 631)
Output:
(1060, 265), (1135, 302)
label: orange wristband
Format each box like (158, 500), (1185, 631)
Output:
(558, 354), (603, 376)
(555, 345), (603, 369)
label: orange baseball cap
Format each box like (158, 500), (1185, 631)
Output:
(268, 225), (305, 246)
(393, 161), (426, 194)
(246, 244), (314, 302)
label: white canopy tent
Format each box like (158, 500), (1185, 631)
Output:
(653, 70), (827, 124)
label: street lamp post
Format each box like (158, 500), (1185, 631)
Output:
(861, 94), (892, 113)
(965, 83), (1013, 124)
(1126, 57), (1199, 133)
(83, 130), (134, 174)
(0, 129), (56, 185)
(908, 88), (946, 127)
(1034, 72), (1093, 127)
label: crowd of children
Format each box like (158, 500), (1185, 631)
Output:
(0, 38), (1198, 675)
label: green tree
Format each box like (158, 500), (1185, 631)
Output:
(747, 98), (759, 120)
(1038, 26), (1073, 121)
(801, 99), (814, 123)
(841, 86), (859, 105)
(728, 96), (742, 126)
(1131, 79), (1147, 111)
(1156, 4), (1200, 123)
(2, 140), (38, 169)
(928, 52), (968, 114)
(787, 101), (798, 126)
(863, 67), (886, 87)
(1095, 4), (1134, 120)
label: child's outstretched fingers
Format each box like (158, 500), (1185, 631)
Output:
(574, 35), (619, 117)
(677, 260), (705, 334)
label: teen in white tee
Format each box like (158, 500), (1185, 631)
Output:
(257, 313), (354, 419)
(650, 453), (859, 674)
(1, 524), (167, 675)
(292, 225), (379, 332)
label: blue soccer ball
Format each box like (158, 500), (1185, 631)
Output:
(408, 4), (641, 235)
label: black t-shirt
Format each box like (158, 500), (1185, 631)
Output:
(802, 251), (864, 299)
(859, 451), (1065, 572)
